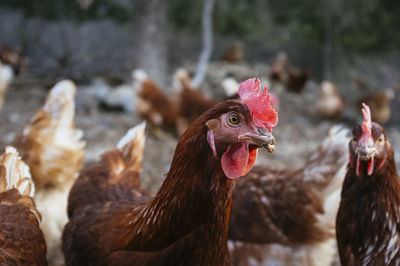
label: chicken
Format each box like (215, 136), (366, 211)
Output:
(90, 77), (136, 113)
(0, 43), (26, 75)
(133, 69), (179, 132)
(221, 41), (244, 63)
(77, 0), (94, 9)
(316, 81), (346, 120)
(12, 80), (85, 266)
(222, 77), (240, 98)
(62, 78), (278, 265)
(269, 52), (311, 93)
(0, 146), (47, 265)
(357, 89), (395, 124)
(173, 69), (218, 135)
(336, 103), (400, 265)
(0, 61), (14, 111)
(134, 68), (219, 135)
(228, 125), (349, 266)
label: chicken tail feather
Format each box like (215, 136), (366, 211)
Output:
(0, 146), (34, 197)
(117, 121), (147, 170)
(0, 146), (41, 222)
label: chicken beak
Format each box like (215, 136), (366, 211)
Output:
(356, 142), (376, 161)
(355, 143), (377, 176)
(238, 128), (275, 153)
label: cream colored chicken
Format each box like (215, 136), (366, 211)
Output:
(12, 80), (85, 266)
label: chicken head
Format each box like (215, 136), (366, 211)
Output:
(205, 78), (278, 179)
(350, 103), (389, 176)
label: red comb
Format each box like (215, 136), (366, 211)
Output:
(238, 78), (278, 131)
(360, 103), (372, 144)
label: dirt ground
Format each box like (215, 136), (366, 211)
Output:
(0, 65), (399, 195)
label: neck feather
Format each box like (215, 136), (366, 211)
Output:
(118, 122), (235, 262)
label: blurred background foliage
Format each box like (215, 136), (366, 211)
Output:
(1, 0), (399, 54)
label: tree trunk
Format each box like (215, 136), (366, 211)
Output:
(132, 0), (167, 87)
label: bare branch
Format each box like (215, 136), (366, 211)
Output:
(192, 0), (215, 88)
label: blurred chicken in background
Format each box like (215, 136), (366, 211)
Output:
(0, 61), (14, 112)
(12, 80), (85, 266)
(0, 43), (27, 75)
(133, 69), (179, 134)
(221, 41), (244, 63)
(316, 81), (346, 120)
(90, 77), (135, 113)
(357, 89), (395, 124)
(173, 68), (217, 135)
(269, 52), (311, 93)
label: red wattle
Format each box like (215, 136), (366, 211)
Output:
(367, 157), (375, 176)
(221, 143), (257, 179)
(243, 149), (257, 176)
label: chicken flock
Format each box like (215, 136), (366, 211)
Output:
(0, 49), (399, 266)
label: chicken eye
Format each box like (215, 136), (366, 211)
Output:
(227, 114), (240, 126)
(352, 137), (357, 142)
(377, 137), (384, 143)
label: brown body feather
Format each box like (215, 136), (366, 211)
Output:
(229, 126), (349, 266)
(0, 189), (47, 266)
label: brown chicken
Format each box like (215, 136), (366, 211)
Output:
(173, 69), (218, 135)
(133, 69), (179, 131)
(229, 125), (349, 266)
(0, 146), (47, 265)
(0, 43), (27, 75)
(357, 89), (395, 124)
(62, 78), (278, 265)
(221, 41), (244, 63)
(336, 103), (400, 265)
(12, 80), (85, 266)
(316, 81), (346, 120)
(269, 52), (311, 93)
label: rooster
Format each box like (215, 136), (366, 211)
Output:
(12, 80), (85, 266)
(0, 146), (47, 265)
(336, 103), (400, 265)
(228, 125), (349, 266)
(0, 61), (14, 111)
(62, 78), (278, 265)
